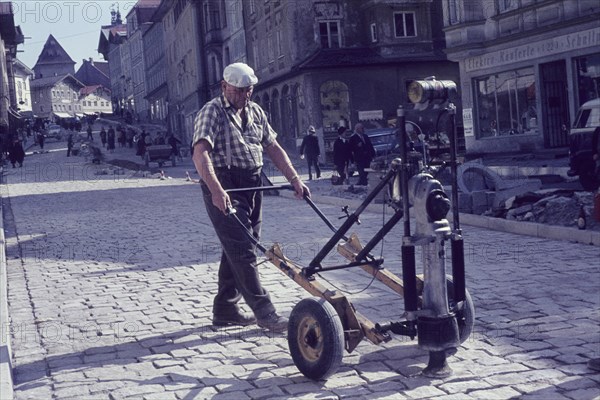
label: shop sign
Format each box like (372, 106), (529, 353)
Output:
(463, 108), (473, 137)
(358, 110), (383, 121)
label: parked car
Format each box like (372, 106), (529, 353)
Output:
(44, 124), (63, 140)
(568, 98), (600, 191)
(365, 122), (425, 157)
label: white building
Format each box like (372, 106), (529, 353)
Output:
(12, 58), (32, 113)
(80, 85), (112, 116)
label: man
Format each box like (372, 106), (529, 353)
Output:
(333, 126), (352, 184)
(349, 123), (375, 186)
(192, 62), (309, 333)
(299, 125), (321, 180)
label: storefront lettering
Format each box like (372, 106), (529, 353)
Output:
(465, 27), (600, 72)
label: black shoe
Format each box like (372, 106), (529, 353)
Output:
(257, 312), (288, 333)
(212, 312), (256, 327)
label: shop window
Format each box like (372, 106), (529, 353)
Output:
(575, 53), (600, 107)
(394, 12), (416, 38)
(475, 67), (537, 138)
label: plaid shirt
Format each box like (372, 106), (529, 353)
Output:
(192, 95), (277, 169)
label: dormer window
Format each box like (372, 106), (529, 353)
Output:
(319, 21), (340, 49)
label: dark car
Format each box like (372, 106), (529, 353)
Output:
(568, 98), (600, 191)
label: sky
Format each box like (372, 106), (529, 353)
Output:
(12, 1), (139, 70)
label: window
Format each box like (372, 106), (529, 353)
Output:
(370, 23), (377, 42)
(394, 12), (416, 37)
(249, 0), (256, 14)
(319, 21), (340, 49)
(475, 67), (537, 138)
(268, 34), (274, 62)
(276, 30), (283, 56)
(498, 0), (518, 12)
(448, 0), (461, 25)
(574, 53), (600, 107)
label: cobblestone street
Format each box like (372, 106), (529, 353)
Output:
(1, 138), (599, 399)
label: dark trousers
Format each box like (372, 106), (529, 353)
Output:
(306, 155), (321, 180)
(335, 163), (347, 183)
(201, 167), (275, 319)
(356, 164), (368, 185)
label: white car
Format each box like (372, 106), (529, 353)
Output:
(44, 124), (63, 140)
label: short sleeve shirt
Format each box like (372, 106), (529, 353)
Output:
(192, 94), (277, 169)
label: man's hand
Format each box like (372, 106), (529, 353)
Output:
(300, 154), (305, 160)
(292, 179), (310, 199)
(211, 187), (232, 214)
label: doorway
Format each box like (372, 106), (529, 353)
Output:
(540, 60), (569, 148)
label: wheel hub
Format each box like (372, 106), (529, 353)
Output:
(297, 316), (323, 362)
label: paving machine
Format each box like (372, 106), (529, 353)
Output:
(225, 78), (474, 380)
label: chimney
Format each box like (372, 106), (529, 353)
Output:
(89, 57), (93, 65)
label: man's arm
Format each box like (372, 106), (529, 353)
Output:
(265, 141), (310, 198)
(192, 139), (230, 214)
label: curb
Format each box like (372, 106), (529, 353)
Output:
(279, 190), (600, 247)
(0, 167), (14, 400)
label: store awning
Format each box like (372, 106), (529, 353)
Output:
(75, 113), (84, 117)
(54, 112), (71, 118)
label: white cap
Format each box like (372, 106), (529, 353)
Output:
(308, 125), (316, 133)
(223, 62), (258, 88)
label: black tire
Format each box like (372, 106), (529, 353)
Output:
(579, 172), (600, 192)
(288, 298), (344, 381)
(417, 275), (475, 344)
(446, 277), (475, 344)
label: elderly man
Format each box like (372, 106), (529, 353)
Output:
(299, 125), (321, 180)
(349, 123), (375, 186)
(192, 62), (309, 333)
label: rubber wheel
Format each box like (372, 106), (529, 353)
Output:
(288, 297), (344, 381)
(417, 275), (475, 344)
(446, 277), (475, 344)
(579, 172), (600, 192)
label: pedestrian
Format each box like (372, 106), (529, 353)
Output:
(107, 126), (116, 153)
(100, 126), (107, 148)
(299, 125), (321, 180)
(168, 134), (182, 158)
(333, 126), (352, 184)
(9, 138), (25, 167)
(66, 133), (74, 157)
(37, 131), (45, 150)
(86, 124), (94, 141)
(192, 62), (309, 332)
(349, 123), (375, 186)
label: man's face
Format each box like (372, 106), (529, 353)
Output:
(355, 124), (365, 134)
(222, 81), (254, 110)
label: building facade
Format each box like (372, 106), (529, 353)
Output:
(32, 35), (75, 79)
(143, 17), (168, 124)
(30, 75), (84, 120)
(80, 85), (112, 116)
(443, 0), (600, 154)
(243, 0), (460, 155)
(156, 0), (208, 145)
(125, 0), (160, 122)
(13, 58), (32, 113)
(0, 1), (24, 139)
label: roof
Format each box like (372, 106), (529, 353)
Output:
(13, 58), (33, 75)
(29, 74), (84, 89)
(33, 34), (75, 67)
(297, 47), (448, 70)
(75, 59), (110, 87)
(80, 85), (111, 96)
